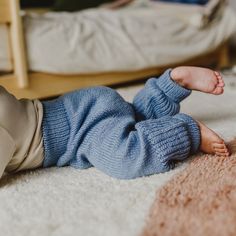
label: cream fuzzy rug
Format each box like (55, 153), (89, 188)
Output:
(0, 73), (236, 236)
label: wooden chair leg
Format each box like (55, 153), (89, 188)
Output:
(10, 0), (29, 88)
(216, 43), (230, 69)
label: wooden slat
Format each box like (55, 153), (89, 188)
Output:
(0, 0), (11, 23)
(9, 0), (29, 88)
(0, 68), (161, 99)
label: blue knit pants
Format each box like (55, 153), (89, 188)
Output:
(42, 69), (200, 179)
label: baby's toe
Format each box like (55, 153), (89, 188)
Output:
(217, 77), (225, 87)
(218, 82), (225, 87)
(214, 71), (224, 84)
(213, 141), (225, 148)
(214, 149), (229, 157)
(213, 142), (230, 156)
(221, 151), (230, 157)
(217, 78), (225, 87)
(214, 147), (227, 153)
(212, 86), (224, 95)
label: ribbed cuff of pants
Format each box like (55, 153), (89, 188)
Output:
(136, 115), (198, 174)
(155, 69), (192, 103)
(174, 113), (201, 154)
(42, 98), (70, 167)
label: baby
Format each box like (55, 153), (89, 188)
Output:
(0, 66), (230, 180)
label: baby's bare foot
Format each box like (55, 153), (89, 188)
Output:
(171, 66), (224, 95)
(197, 121), (229, 156)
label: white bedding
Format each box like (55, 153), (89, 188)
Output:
(0, 25), (12, 72)
(0, 5), (235, 74)
(127, 0), (227, 28)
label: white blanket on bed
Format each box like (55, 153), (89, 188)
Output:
(126, 0), (227, 28)
(0, 25), (12, 71)
(0, 4), (235, 73)
(24, 6), (235, 74)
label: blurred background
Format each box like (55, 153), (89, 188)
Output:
(18, 0), (236, 68)
(229, 0), (236, 53)
(1, 0), (236, 98)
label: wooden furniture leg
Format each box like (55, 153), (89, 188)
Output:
(216, 42), (230, 69)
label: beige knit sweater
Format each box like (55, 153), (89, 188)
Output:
(0, 86), (44, 178)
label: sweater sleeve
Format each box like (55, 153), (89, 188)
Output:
(133, 69), (191, 120)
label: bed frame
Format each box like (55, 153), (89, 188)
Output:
(0, 0), (230, 99)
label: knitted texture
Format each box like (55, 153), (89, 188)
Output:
(42, 70), (200, 179)
(133, 69), (191, 120)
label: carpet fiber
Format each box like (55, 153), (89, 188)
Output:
(142, 140), (236, 236)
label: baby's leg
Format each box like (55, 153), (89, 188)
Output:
(42, 86), (202, 179)
(133, 67), (225, 121)
(76, 112), (202, 179)
(79, 112), (228, 179)
(133, 69), (191, 120)
(42, 86), (228, 180)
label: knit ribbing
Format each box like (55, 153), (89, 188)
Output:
(156, 69), (192, 103)
(42, 98), (70, 167)
(135, 117), (192, 175)
(133, 69), (191, 120)
(174, 113), (200, 154)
